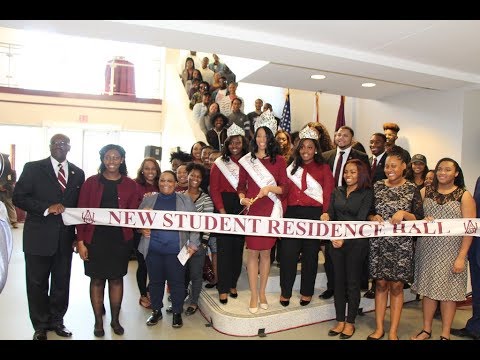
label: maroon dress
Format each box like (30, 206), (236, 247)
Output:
(238, 155), (288, 250)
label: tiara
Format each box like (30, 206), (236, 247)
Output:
(226, 123), (245, 137)
(299, 126), (319, 140)
(254, 110), (277, 135)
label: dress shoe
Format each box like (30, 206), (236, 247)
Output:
(450, 327), (480, 340)
(172, 313), (183, 328)
(319, 289), (334, 299)
(33, 330), (47, 340)
(52, 325), (72, 337)
(367, 331), (385, 340)
(205, 282), (217, 289)
(146, 310), (162, 326)
(340, 327), (356, 340)
(185, 306), (198, 316)
(110, 322), (124, 335)
(166, 305), (173, 313)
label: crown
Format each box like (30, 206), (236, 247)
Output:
(299, 126), (319, 140)
(226, 123), (245, 138)
(254, 110), (278, 135)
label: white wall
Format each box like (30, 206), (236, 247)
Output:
(462, 90), (480, 191)
(237, 82), (478, 191)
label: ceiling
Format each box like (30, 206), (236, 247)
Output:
(0, 20), (479, 100)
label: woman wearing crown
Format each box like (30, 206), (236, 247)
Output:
(209, 123), (249, 304)
(238, 111), (289, 313)
(279, 126), (335, 308)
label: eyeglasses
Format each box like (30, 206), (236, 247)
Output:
(50, 141), (70, 147)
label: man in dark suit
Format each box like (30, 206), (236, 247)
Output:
(369, 133), (387, 184)
(13, 134), (85, 340)
(0, 152), (17, 228)
(320, 126), (369, 299)
(362, 133), (388, 299)
(322, 126), (369, 187)
(451, 176), (480, 340)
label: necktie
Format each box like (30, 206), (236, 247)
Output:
(334, 151), (345, 186)
(371, 157), (377, 179)
(58, 163), (67, 192)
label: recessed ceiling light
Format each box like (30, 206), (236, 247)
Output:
(310, 74), (326, 80)
(362, 82), (376, 87)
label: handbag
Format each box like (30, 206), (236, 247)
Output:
(203, 254), (215, 283)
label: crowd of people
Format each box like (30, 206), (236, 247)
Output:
(3, 58), (478, 340)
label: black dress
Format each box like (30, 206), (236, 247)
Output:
(85, 176), (132, 279)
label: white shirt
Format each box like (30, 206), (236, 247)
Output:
(333, 146), (352, 187)
(375, 151), (386, 164)
(50, 157), (69, 183)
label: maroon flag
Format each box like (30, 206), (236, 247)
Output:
(335, 95), (345, 131)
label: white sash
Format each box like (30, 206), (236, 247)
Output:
(238, 153), (283, 218)
(214, 157), (239, 190)
(286, 163), (323, 205)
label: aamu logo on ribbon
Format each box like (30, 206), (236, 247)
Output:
(82, 210), (95, 224)
(464, 220), (477, 235)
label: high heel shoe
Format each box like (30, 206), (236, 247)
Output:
(300, 296), (312, 306)
(248, 306), (258, 314)
(205, 282), (217, 289)
(229, 289), (238, 298)
(280, 297), (290, 307)
(260, 302), (269, 310)
(219, 294), (228, 304)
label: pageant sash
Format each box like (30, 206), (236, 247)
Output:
(214, 157), (239, 190)
(63, 208), (480, 240)
(238, 153), (283, 218)
(286, 163), (323, 205)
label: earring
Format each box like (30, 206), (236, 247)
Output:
(315, 152), (318, 154)
(141, 171), (144, 174)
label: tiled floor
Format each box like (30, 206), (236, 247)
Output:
(0, 224), (473, 341)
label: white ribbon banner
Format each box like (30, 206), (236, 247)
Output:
(62, 208), (480, 240)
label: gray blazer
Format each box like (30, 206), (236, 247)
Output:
(137, 192), (200, 259)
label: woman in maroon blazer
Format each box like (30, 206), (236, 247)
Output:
(76, 144), (140, 338)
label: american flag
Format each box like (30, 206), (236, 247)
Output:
(279, 93), (291, 133)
